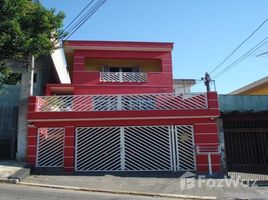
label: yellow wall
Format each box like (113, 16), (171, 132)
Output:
(240, 83), (268, 95)
(84, 58), (162, 72)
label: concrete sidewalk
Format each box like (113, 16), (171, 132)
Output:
(21, 172), (268, 199)
(1, 163), (267, 199)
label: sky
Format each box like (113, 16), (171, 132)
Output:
(40, 0), (268, 94)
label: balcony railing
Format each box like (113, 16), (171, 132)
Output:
(35, 93), (208, 112)
(100, 72), (147, 82)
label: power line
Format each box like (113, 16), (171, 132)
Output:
(213, 37), (268, 79)
(63, 0), (95, 32)
(209, 17), (268, 75)
(64, 0), (107, 39)
(64, 0), (108, 40)
(256, 51), (268, 57)
(64, 0), (100, 34)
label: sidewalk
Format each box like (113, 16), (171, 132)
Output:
(1, 162), (268, 199)
(20, 171), (268, 199)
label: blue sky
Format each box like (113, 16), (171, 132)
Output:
(40, 0), (268, 94)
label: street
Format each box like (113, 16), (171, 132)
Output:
(0, 183), (175, 200)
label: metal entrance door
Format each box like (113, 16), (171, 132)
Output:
(36, 128), (65, 167)
(174, 125), (196, 171)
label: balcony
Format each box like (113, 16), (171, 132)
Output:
(34, 92), (208, 112)
(100, 72), (147, 83)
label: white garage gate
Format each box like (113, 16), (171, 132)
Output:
(75, 125), (196, 172)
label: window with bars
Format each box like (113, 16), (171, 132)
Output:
(102, 65), (141, 72)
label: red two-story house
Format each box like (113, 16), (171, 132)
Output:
(27, 41), (220, 174)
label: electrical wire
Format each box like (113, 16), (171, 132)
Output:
(64, 0), (107, 39)
(192, 79), (204, 88)
(63, 0), (95, 32)
(208, 17), (268, 75)
(64, 0), (101, 34)
(256, 51), (268, 57)
(64, 0), (108, 40)
(213, 37), (268, 79)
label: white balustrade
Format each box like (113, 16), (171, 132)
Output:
(35, 93), (208, 112)
(100, 72), (147, 82)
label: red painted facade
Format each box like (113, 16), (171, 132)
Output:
(27, 41), (221, 173)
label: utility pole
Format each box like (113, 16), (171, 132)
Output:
(17, 54), (35, 160)
(202, 72), (211, 92)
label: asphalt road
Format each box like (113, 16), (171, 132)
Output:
(0, 183), (174, 200)
(255, 188), (268, 197)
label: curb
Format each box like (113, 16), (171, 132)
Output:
(18, 182), (217, 200)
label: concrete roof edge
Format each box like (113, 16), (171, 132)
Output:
(230, 76), (268, 94)
(63, 40), (174, 52)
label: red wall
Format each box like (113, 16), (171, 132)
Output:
(27, 41), (221, 174)
(46, 41), (174, 95)
(71, 50), (173, 95)
(47, 49), (174, 95)
(27, 92), (221, 173)
(26, 118), (220, 173)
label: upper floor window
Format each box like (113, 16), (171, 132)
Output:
(100, 65), (147, 83)
(102, 65), (141, 73)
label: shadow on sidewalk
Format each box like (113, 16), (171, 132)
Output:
(32, 167), (226, 179)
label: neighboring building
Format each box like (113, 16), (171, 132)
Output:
(27, 40), (220, 174)
(173, 79), (196, 94)
(224, 77), (268, 174)
(230, 76), (268, 95)
(219, 95), (268, 174)
(0, 85), (20, 159)
(0, 48), (70, 160)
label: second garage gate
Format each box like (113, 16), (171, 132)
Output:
(75, 125), (195, 172)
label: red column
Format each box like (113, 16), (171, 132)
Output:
(192, 92), (221, 173)
(28, 96), (38, 112)
(207, 92), (219, 110)
(194, 122), (221, 173)
(26, 126), (37, 166)
(64, 126), (75, 172)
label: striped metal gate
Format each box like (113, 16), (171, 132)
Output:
(174, 125), (196, 171)
(36, 128), (65, 167)
(75, 127), (121, 171)
(124, 126), (172, 171)
(75, 125), (195, 172)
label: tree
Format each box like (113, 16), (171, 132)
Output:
(0, 0), (67, 160)
(0, 0), (67, 91)
(0, 65), (21, 93)
(0, 0), (66, 61)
